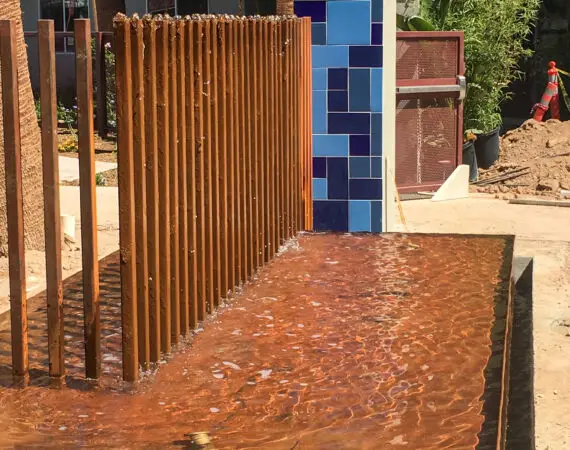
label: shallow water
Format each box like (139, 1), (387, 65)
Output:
(0, 234), (512, 449)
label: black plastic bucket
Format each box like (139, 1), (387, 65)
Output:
(474, 127), (500, 170)
(462, 140), (478, 182)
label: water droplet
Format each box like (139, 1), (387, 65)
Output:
(311, 301), (321, 307)
(421, 364), (429, 371)
(247, 381), (256, 385)
(59, 426), (67, 431)
(279, 380), (289, 384)
(231, 329), (241, 335)
(159, 402), (166, 406)
(210, 407), (220, 413)
(258, 369), (272, 379)
(253, 333), (262, 337)
(78, 415), (88, 418)
(213, 373), (224, 379)
(297, 324), (304, 328)
(292, 346), (300, 350)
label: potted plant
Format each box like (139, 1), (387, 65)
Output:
(444, 0), (540, 169)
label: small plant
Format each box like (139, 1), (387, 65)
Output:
(58, 136), (78, 153)
(95, 173), (106, 186)
(34, 98), (41, 122)
(57, 102), (78, 128)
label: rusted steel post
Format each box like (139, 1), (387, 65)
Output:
(225, 20), (236, 292)
(203, 20), (215, 313)
(38, 20), (64, 379)
(307, 20), (313, 231)
(185, 22), (199, 328)
(115, 17), (139, 382)
(250, 20), (261, 270)
(131, 19), (150, 370)
(217, 20), (229, 300)
(143, 19), (161, 363)
(293, 21), (301, 233)
(271, 21), (280, 254)
(283, 20), (291, 241)
(193, 21), (207, 322)
(237, 20), (247, 283)
(168, 21), (180, 343)
(210, 20), (222, 305)
(262, 20), (271, 262)
(244, 20), (254, 279)
(0, 20), (29, 380)
(276, 20), (284, 247)
(156, 19), (171, 354)
(75, 19), (101, 380)
(176, 21), (189, 335)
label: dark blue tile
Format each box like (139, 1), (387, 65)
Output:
(349, 46), (383, 68)
(312, 23), (326, 45)
(350, 135), (370, 156)
(371, 201), (382, 232)
(350, 157), (371, 178)
(328, 68), (347, 90)
(371, 113), (382, 155)
(372, 23), (383, 45)
(294, 1), (326, 23)
(349, 69), (370, 112)
(313, 157), (326, 178)
(328, 113), (370, 134)
(371, 156), (383, 177)
(313, 201), (349, 232)
(350, 179), (382, 200)
(328, 90), (348, 112)
(372, 0), (383, 22)
(327, 158), (348, 199)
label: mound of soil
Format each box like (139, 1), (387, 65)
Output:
(473, 119), (570, 199)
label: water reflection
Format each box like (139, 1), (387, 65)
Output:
(0, 234), (512, 449)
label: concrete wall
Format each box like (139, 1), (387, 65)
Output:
(293, 0), (395, 232)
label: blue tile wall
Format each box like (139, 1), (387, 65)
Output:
(295, 0), (383, 232)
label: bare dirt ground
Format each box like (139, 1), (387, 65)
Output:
(474, 119), (570, 199)
(397, 194), (570, 450)
(0, 186), (119, 316)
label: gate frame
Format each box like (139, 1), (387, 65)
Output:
(395, 31), (465, 194)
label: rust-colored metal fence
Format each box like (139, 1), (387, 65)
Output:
(395, 32), (465, 193)
(0, 15), (312, 385)
(115, 15), (312, 382)
(0, 19), (100, 382)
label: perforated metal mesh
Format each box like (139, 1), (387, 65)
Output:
(396, 38), (459, 80)
(396, 98), (458, 191)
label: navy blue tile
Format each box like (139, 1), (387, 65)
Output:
(312, 23), (326, 45)
(328, 113), (370, 134)
(349, 69), (370, 112)
(313, 157), (326, 178)
(327, 158), (348, 199)
(350, 135), (370, 156)
(372, 0), (383, 22)
(328, 68), (348, 90)
(349, 46), (383, 68)
(350, 179), (382, 200)
(313, 201), (349, 232)
(294, 1), (326, 23)
(328, 91), (348, 112)
(371, 113), (383, 155)
(372, 23), (383, 45)
(371, 201), (382, 232)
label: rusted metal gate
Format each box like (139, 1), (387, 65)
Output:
(395, 31), (465, 193)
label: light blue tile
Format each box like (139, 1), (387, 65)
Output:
(349, 200), (371, 232)
(312, 45), (349, 68)
(371, 68), (383, 112)
(313, 91), (327, 133)
(313, 134), (349, 157)
(350, 157), (371, 178)
(313, 178), (327, 200)
(371, 113), (382, 155)
(371, 201), (382, 232)
(371, 156), (382, 177)
(349, 68), (370, 112)
(313, 68), (327, 90)
(327, 1), (371, 45)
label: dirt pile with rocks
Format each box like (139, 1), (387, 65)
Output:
(473, 119), (570, 199)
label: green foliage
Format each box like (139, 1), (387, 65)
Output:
(95, 173), (106, 186)
(397, 0), (453, 31)
(57, 102), (78, 128)
(444, 0), (540, 132)
(34, 98), (41, 122)
(104, 42), (116, 129)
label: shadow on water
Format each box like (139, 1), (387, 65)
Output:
(0, 252), (123, 390)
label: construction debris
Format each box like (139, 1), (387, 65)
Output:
(473, 119), (570, 198)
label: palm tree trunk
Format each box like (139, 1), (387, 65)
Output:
(276, 0), (294, 15)
(0, 0), (45, 255)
